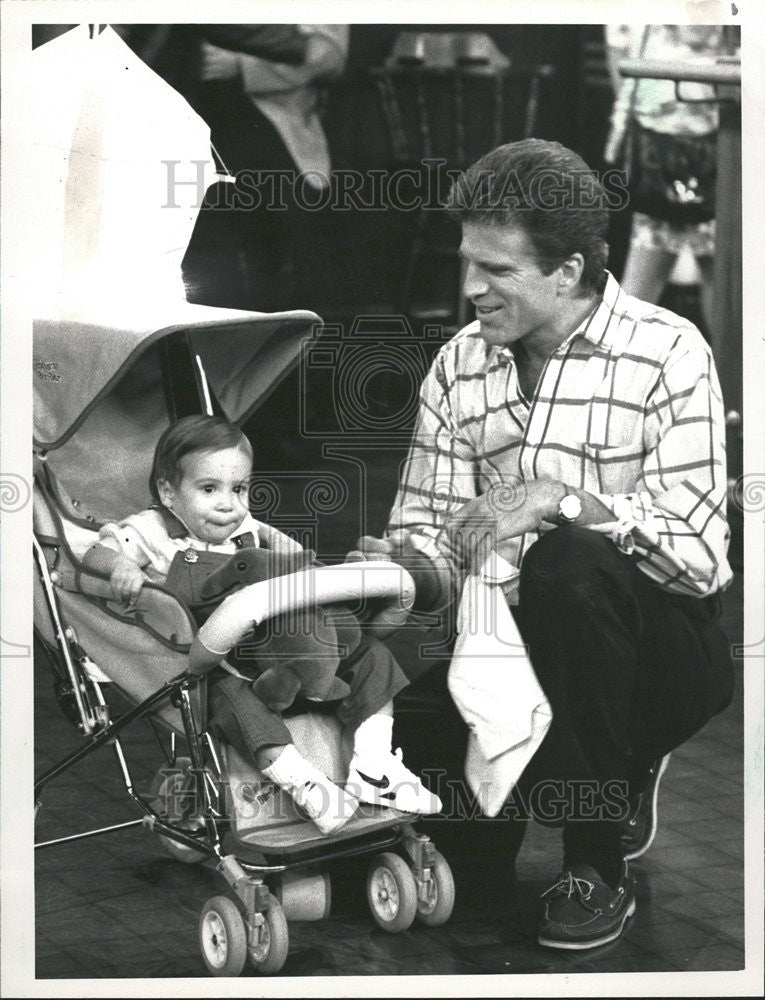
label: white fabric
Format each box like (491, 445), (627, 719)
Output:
(448, 554), (552, 818)
(352, 712), (394, 760)
(31, 25), (218, 314)
(98, 509), (259, 577)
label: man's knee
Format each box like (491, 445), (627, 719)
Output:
(520, 527), (624, 605)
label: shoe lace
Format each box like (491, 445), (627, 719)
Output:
(541, 871), (594, 902)
(627, 790), (646, 827)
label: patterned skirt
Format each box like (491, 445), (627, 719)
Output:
(632, 212), (716, 258)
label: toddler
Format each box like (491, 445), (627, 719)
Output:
(83, 415), (441, 834)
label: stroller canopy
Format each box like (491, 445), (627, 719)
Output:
(35, 307), (322, 525)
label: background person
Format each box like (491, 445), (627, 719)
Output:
(187, 25), (349, 309)
(604, 24), (728, 331)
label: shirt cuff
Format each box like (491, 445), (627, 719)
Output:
(586, 491), (660, 554)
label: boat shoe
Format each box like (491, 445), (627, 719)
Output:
(537, 862), (636, 950)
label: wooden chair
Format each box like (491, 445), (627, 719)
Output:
(371, 31), (553, 326)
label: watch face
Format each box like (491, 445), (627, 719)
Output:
(560, 495), (582, 521)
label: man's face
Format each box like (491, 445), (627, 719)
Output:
(459, 220), (563, 349)
(159, 445), (252, 544)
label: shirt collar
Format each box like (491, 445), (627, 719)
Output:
(559, 271), (621, 350)
(491, 271), (622, 363)
(153, 504), (189, 539)
(152, 504), (254, 547)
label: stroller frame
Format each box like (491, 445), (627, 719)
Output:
(34, 331), (454, 977)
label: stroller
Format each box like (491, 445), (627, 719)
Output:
(33, 306), (456, 977)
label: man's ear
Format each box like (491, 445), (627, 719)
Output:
(557, 253), (585, 294)
(156, 478), (175, 507)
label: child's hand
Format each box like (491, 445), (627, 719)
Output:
(109, 556), (147, 606)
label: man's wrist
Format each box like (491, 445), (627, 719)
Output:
(542, 482), (617, 528)
(540, 479), (569, 522)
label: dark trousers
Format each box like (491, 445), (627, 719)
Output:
(208, 636), (409, 763)
(512, 526), (734, 826)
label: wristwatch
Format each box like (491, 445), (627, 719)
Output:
(558, 493), (582, 525)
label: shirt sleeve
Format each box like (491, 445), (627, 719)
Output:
(387, 352), (478, 606)
(587, 343), (731, 596)
(199, 25), (308, 64)
(237, 25), (348, 95)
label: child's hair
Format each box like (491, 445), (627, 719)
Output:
(149, 415), (253, 503)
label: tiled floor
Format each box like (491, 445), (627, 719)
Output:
(34, 574), (746, 981)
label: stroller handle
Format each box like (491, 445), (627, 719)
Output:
(188, 561), (416, 677)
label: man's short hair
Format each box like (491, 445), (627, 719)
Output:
(149, 415), (253, 503)
(446, 139), (609, 294)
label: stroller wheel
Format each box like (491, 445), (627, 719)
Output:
(247, 892), (289, 975)
(152, 757), (207, 864)
(366, 852), (418, 933)
(415, 849), (455, 926)
(199, 895), (247, 977)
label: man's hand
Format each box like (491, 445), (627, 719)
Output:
(109, 556), (148, 606)
(347, 529), (419, 565)
(348, 529), (442, 611)
(445, 479), (565, 566)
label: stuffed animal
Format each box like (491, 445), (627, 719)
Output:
(166, 545), (361, 711)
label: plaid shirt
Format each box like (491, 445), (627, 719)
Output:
(389, 273), (732, 602)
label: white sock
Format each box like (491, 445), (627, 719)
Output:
(261, 743), (358, 834)
(261, 743), (315, 791)
(352, 713), (394, 763)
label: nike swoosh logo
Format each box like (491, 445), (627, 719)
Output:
(355, 768), (390, 790)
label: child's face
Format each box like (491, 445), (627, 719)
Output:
(159, 445), (252, 544)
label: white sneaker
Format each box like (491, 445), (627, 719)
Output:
(291, 774), (359, 835)
(261, 744), (359, 835)
(346, 747), (442, 815)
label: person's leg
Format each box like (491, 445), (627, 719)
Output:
(696, 253), (715, 333)
(208, 673), (293, 761)
(516, 526), (733, 947)
(333, 637), (442, 814)
(208, 673), (358, 834)
(191, 81), (299, 310)
(620, 220), (677, 305)
(332, 635), (409, 733)
(395, 655), (531, 887)
(517, 527), (732, 797)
